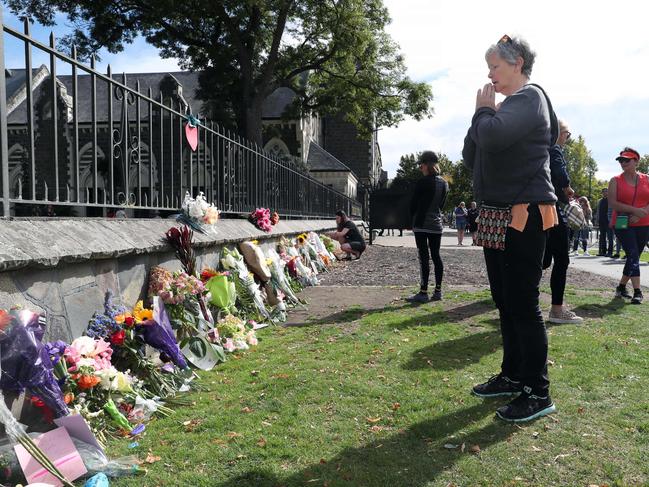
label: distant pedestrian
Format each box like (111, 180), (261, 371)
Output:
(571, 196), (593, 256)
(596, 188), (614, 256)
(609, 147), (649, 304)
(405, 151), (448, 303)
(467, 201), (479, 245)
(454, 202), (468, 245)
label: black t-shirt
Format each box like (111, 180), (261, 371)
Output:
(342, 220), (365, 247)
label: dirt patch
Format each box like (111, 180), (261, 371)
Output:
(285, 285), (407, 327)
(317, 245), (618, 290)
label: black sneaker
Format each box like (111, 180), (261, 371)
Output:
(405, 292), (429, 304)
(631, 289), (643, 305)
(431, 289), (443, 301)
(472, 374), (521, 398)
(496, 387), (556, 422)
(612, 253), (620, 259)
(615, 284), (632, 299)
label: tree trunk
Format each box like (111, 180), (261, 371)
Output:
(244, 101), (264, 146)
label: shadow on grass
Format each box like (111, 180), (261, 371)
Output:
(390, 299), (496, 330)
(216, 402), (514, 487)
(286, 302), (411, 327)
(404, 330), (502, 371)
(568, 298), (626, 320)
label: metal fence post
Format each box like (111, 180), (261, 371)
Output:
(0, 7), (11, 217)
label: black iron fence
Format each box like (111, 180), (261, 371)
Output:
(0, 9), (361, 219)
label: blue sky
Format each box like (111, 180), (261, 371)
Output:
(4, 2), (649, 181)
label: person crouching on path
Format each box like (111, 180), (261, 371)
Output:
(609, 147), (649, 304)
(327, 210), (366, 260)
(462, 34), (558, 422)
(405, 151), (449, 304)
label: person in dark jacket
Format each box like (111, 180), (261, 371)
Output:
(543, 119), (583, 324)
(462, 34), (558, 422)
(405, 151), (448, 303)
(467, 201), (479, 244)
(597, 188), (614, 256)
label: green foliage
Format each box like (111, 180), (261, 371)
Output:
(563, 135), (598, 200)
(637, 154), (649, 174)
(6, 0), (433, 143)
(390, 153), (420, 190)
(444, 160), (474, 210)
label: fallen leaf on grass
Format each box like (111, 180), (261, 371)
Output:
(256, 437), (267, 447)
(272, 373), (290, 380)
(366, 417), (381, 424)
(532, 431), (539, 439)
(250, 370), (259, 376)
(226, 432), (243, 440)
(531, 446), (542, 452)
(241, 406), (253, 413)
(554, 453), (571, 462)
(469, 444), (481, 454)
(145, 454), (161, 464)
(320, 459), (327, 464)
(211, 438), (226, 445)
(182, 419), (203, 432)
(577, 407), (585, 414)
(392, 402), (401, 411)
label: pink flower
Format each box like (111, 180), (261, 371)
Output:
(222, 338), (236, 352)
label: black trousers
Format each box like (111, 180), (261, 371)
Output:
(543, 215), (570, 305)
(483, 205), (549, 395)
(414, 232), (443, 292)
(598, 223), (614, 255)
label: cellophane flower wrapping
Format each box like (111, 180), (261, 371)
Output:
(221, 247), (271, 319)
(178, 191), (220, 235)
(265, 249), (301, 306)
(139, 297), (189, 370)
(0, 308), (69, 418)
(308, 232), (336, 265)
(205, 273), (237, 312)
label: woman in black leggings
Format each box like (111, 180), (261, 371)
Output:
(406, 151), (449, 303)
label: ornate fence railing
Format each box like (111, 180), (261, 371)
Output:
(0, 9), (361, 219)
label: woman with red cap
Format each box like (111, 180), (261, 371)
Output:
(608, 147), (649, 304)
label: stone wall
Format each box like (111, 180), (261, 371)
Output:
(0, 217), (336, 342)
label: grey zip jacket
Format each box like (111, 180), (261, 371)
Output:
(462, 84), (557, 205)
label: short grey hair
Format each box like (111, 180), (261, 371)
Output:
(485, 36), (536, 77)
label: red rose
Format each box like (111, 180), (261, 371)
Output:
(110, 330), (126, 346)
(124, 316), (135, 328)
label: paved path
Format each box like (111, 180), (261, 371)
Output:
(371, 229), (649, 287)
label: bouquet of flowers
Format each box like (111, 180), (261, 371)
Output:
(308, 232), (336, 264)
(177, 191), (220, 235)
(215, 315), (258, 352)
(282, 243), (319, 287)
(221, 247), (271, 320)
(165, 226), (212, 324)
(202, 269), (237, 315)
(265, 248), (302, 306)
(0, 308), (70, 419)
(248, 208), (273, 232)
(296, 233), (327, 273)
(270, 211), (280, 226)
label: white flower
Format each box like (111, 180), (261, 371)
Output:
(70, 336), (96, 356)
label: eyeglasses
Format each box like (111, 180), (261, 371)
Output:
(564, 131), (571, 140)
(619, 158), (632, 164)
(498, 34), (512, 44)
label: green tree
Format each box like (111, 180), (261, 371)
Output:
(444, 160), (473, 211)
(563, 135), (598, 200)
(390, 152), (454, 190)
(638, 154), (649, 174)
(6, 0), (433, 144)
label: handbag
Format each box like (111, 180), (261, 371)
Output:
(474, 83), (558, 252)
(558, 199), (585, 230)
(614, 175), (638, 230)
(475, 204), (512, 250)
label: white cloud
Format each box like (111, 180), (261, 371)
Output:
(380, 0), (649, 180)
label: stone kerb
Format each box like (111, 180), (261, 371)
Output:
(0, 218), (336, 341)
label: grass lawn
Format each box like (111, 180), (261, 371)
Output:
(109, 287), (649, 486)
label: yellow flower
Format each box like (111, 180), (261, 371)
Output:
(133, 300), (153, 323)
(251, 240), (259, 245)
(114, 313), (126, 324)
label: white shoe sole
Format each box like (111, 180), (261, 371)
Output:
(547, 317), (584, 324)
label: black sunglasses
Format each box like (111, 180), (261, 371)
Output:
(618, 158), (632, 164)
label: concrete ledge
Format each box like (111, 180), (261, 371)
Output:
(0, 217), (338, 341)
(0, 217), (336, 272)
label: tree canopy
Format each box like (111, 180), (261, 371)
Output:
(5, 0), (433, 144)
(563, 135), (599, 200)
